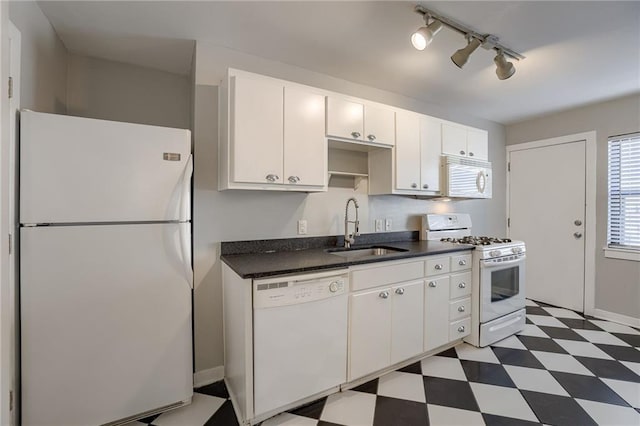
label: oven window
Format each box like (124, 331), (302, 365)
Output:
(491, 266), (519, 302)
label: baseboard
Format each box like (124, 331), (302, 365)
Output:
(193, 365), (225, 388)
(592, 309), (640, 328)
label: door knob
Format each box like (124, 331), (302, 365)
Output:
(573, 232), (583, 239)
(367, 134), (376, 141)
(395, 288), (405, 295)
(351, 131), (361, 139)
(574, 219), (582, 226)
(428, 281), (436, 287)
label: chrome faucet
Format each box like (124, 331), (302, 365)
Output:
(344, 197), (360, 248)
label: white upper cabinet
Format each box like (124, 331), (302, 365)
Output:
(394, 111), (421, 191)
(442, 122), (489, 160)
(420, 116), (442, 192)
(326, 96), (395, 146)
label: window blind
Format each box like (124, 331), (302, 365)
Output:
(607, 132), (640, 249)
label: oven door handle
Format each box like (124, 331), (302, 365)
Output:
(482, 255), (526, 268)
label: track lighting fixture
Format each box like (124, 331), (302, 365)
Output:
(412, 5), (525, 80)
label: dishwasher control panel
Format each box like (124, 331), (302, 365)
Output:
(253, 270), (348, 309)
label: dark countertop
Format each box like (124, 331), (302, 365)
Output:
(220, 237), (474, 279)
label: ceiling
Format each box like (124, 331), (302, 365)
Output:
(38, 1), (640, 124)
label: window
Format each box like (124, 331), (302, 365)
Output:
(607, 133), (640, 258)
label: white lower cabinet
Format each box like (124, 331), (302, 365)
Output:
(391, 280), (425, 364)
(424, 276), (451, 352)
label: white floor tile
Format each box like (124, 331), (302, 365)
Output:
(504, 365), (569, 396)
(530, 350), (594, 376)
(602, 378), (640, 409)
(554, 339), (615, 360)
(152, 394), (226, 426)
(527, 315), (568, 328)
(576, 399), (640, 426)
(621, 360), (640, 376)
(377, 371), (426, 403)
(574, 329), (632, 346)
(262, 413), (319, 426)
(490, 335), (527, 350)
(420, 355), (467, 381)
(470, 382), (538, 422)
(427, 404), (486, 426)
(517, 324), (550, 338)
(541, 307), (584, 319)
(320, 390), (376, 426)
(590, 320), (640, 335)
(525, 299), (539, 307)
(455, 343), (500, 364)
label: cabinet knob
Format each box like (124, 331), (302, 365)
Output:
(428, 281), (437, 287)
(411, 183), (418, 189)
(469, 152), (474, 157)
(458, 260), (467, 266)
(265, 174), (279, 182)
(379, 291), (389, 299)
(367, 134), (376, 141)
(458, 282), (466, 289)
(434, 264), (443, 270)
(457, 326), (466, 333)
(288, 175), (300, 183)
(351, 131), (361, 139)
(395, 288), (405, 295)
(458, 306), (466, 312)
(460, 150), (466, 155)
(422, 184), (429, 189)
(574, 232), (583, 239)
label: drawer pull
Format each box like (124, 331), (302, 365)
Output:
(458, 282), (466, 289)
(458, 259), (467, 266)
(434, 264), (443, 270)
(458, 306), (466, 312)
(458, 326), (466, 333)
(395, 288), (405, 295)
(428, 281), (437, 288)
(379, 291), (389, 299)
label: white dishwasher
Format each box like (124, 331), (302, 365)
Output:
(253, 269), (349, 416)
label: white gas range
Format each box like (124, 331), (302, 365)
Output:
(421, 214), (526, 347)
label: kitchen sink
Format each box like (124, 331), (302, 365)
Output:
(326, 246), (408, 259)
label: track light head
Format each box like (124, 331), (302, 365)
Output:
(411, 19), (443, 51)
(450, 38), (482, 69)
(494, 51), (516, 80)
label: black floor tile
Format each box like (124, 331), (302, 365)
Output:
(482, 413), (541, 426)
(435, 346), (458, 358)
(517, 336), (568, 354)
(423, 376), (479, 411)
(526, 306), (551, 316)
(196, 380), (230, 399)
(137, 413), (160, 424)
(576, 356), (640, 381)
(550, 371), (629, 406)
(532, 300), (556, 308)
(372, 396), (429, 426)
(537, 326), (587, 341)
(461, 360), (516, 387)
(521, 390), (597, 426)
(595, 343), (640, 363)
(491, 347), (545, 369)
(398, 361), (422, 375)
(288, 397), (327, 419)
(613, 332), (640, 348)
(525, 318), (534, 325)
(351, 378), (378, 394)
(317, 421), (345, 426)
(204, 400), (238, 426)
(556, 317), (603, 330)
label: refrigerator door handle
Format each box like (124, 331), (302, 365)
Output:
(180, 154), (193, 222)
(179, 224), (193, 289)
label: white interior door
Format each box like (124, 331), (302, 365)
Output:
(508, 140), (586, 311)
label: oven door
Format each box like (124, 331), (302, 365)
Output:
(480, 255), (526, 323)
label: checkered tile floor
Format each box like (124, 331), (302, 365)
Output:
(132, 300), (640, 425)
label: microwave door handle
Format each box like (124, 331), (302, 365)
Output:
(476, 171), (486, 193)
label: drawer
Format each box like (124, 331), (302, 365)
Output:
(425, 256), (450, 276)
(449, 297), (471, 321)
(449, 317), (471, 340)
(351, 260), (424, 291)
(450, 272), (472, 299)
(451, 253), (472, 272)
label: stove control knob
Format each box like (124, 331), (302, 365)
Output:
(490, 250), (501, 257)
(329, 281), (339, 293)
(511, 247), (522, 254)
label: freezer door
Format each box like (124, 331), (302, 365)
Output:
(20, 224), (193, 426)
(20, 111), (192, 224)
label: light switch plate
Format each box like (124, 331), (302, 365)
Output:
(297, 220), (308, 235)
(375, 219), (383, 232)
(385, 218), (392, 231)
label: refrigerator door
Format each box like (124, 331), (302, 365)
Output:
(20, 223), (193, 426)
(20, 111), (192, 224)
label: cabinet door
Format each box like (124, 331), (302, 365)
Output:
(284, 87), (326, 187)
(364, 104), (395, 146)
(467, 129), (489, 160)
(420, 116), (442, 192)
(232, 75), (283, 184)
(349, 288), (392, 381)
(441, 123), (468, 157)
(391, 280), (424, 364)
(326, 96), (364, 141)
(395, 111), (421, 191)
(424, 276), (451, 352)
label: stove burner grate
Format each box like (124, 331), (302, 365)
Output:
(441, 236), (512, 246)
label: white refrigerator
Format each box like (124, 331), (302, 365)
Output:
(19, 111), (194, 425)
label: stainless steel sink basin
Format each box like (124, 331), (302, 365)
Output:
(326, 246), (408, 259)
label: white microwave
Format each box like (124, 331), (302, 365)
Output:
(442, 155), (492, 199)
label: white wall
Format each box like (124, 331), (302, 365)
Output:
(192, 42), (507, 374)
(506, 94), (640, 320)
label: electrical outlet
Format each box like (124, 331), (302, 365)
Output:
(385, 218), (392, 231)
(297, 220), (308, 235)
(375, 219), (383, 232)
